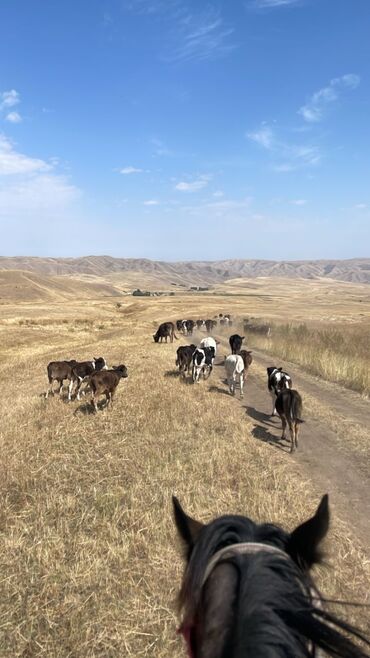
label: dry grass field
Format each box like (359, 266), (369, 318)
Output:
(0, 278), (369, 657)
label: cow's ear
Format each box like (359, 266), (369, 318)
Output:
(278, 367), (283, 371)
(288, 495), (329, 570)
(172, 496), (204, 552)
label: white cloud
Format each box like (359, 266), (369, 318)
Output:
(354, 203), (367, 210)
(5, 111), (22, 124)
(247, 125), (274, 149)
(143, 199), (159, 205)
(298, 74), (360, 123)
(0, 135), (51, 175)
(0, 89), (20, 110)
(120, 166), (143, 174)
(213, 190), (224, 198)
(175, 175), (211, 192)
(251, 0), (300, 6)
(291, 199), (307, 206)
(247, 124), (322, 171)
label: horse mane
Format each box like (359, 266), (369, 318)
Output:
(178, 515), (369, 658)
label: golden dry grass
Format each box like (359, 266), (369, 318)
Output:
(0, 284), (369, 656)
(244, 321), (370, 396)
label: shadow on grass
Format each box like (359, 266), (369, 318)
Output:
(208, 385), (231, 397)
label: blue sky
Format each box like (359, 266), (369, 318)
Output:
(0, 0), (369, 260)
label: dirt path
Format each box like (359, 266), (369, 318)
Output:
(209, 333), (370, 555)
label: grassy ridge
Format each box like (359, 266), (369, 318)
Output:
(245, 322), (370, 396)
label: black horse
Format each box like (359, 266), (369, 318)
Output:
(173, 495), (369, 658)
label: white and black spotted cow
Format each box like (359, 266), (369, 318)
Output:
(199, 336), (217, 355)
(267, 366), (292, 416)
(192, 346), (215, 383)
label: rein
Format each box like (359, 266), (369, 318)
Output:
(179, 541), (323, 658)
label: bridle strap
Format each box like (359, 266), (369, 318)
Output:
(202, 541), (290, 586)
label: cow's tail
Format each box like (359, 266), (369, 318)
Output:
(290, 394), (304, 423)
(173, 333), (179, 340)
(175, 356), (179, 366)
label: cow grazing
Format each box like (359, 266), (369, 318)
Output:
(275, 389), (303, 453)
(199, 336), (217, 355)
(267, 366), (292, 416)
(46, 359), (78, 398)
(185, 319), (195, 336)
(196, 319), (205, 330)
(224, 354), (245, 398)
(176, 344), (196, 378)
(90, 364), (128, 412)
(192, 346), (215, 383)
(70, 357), (108, 401)
(229, 333), (245, 354)
(153, 322), (178, 343)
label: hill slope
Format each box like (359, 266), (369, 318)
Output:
(0, 256), (369, 285)
(0, 270), (121, 302)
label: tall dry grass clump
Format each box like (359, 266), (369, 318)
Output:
(244, 321), (370, 396)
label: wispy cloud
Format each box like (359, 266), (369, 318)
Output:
(5, 111), (22, 124)
(175, 174), (211, 192)
(119, 166), (144, 174)
(167, 8), (235, 63)
(247, 123), (321, 171)
(298, 74), (360, 123)
(143, 199), (159, 205)
(150, 137), (172, 157)
(213, 190), (224, 198)
(248, 0), (302, 8)
(0, 89), (20, 110)
(247, 124), (274, 149)
(291, 199), (307, 206)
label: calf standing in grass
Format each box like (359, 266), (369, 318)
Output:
(153, 322), (177, 343)
(176, 344), (196, 378)
(275, 389), (303, 453)
(70, 357), (108, 401)
(46, 360), (77, 398)
(89, 365), (128, 412)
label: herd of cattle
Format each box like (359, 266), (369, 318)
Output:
(45, 312), (302, 452)
(153, 317), (303, 453)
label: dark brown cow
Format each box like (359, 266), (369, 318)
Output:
(239, 349), (253, 370)
(71, 357), (108, 400)
(90, 365), (128, 412)
(46, 360), (77, 399)
(176, 344), (196, 377)
(153, 322), (178, 343)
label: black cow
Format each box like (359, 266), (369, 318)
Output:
(267, 366), (293, 416)
(229, 334), (245, 354)
(192, 346), (215, 383)
(185, 319), (195, 336)
(196, 319), (205, 330)
(205, 319), (217, 333)
(46, 359), (78, 398)
(275, 389), (303, 453)
(176, 344), (196, 378)
(153, 322), (178, 343)
(176, 319), (184, 332)
(90, 364), (128, 412)
(70, 357), (108, 401)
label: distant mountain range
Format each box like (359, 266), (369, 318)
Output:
(1, 256), (370, 285)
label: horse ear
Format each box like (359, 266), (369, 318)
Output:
(172, 496), (204, 550)
(288, 494), (329, 569)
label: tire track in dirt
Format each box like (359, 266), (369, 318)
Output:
(206, 331), (370, 555)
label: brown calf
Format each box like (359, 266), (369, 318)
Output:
(89, 365), (128, 412)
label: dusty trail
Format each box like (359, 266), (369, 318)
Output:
(203, 331), (370, 555)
